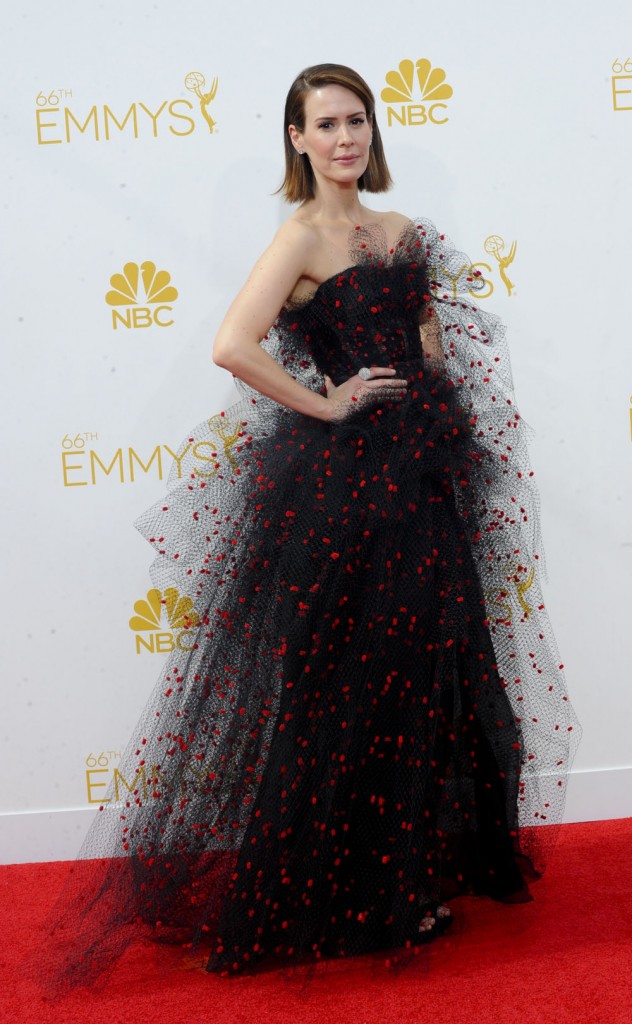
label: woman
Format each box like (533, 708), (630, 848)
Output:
(41, 64), (578, 990)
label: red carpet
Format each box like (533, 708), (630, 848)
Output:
(2, 818), (631, 1024)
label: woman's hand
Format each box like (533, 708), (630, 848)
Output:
(322, 367), (408, 423)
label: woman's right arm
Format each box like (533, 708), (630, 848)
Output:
(213, 221), (406, 422)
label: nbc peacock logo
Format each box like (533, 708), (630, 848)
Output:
(381, 58), (453, 126)
(129, 587), (200, 654)
(105, 261), (179, 330)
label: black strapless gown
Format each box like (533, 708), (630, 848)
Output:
(38, 219), (579, 990)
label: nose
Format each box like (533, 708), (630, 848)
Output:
(337, 124), (352, 146)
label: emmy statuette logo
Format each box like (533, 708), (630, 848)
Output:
(483, 235), (517, 297)
(381, 59), (452, 126)
(206, 413), (244, 470)
(129, 587), (201, 654)
(184, 71), (219, 133)
(105, 261), (178, 329)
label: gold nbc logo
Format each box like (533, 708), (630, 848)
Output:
(381, 58), (452, 126)
(129, 587), (200, 655)
(105, 261), (179, 330)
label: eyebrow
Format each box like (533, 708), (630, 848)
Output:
(312, 111), (366, 123)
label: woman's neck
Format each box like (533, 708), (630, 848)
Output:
(304, 181), (368, 227)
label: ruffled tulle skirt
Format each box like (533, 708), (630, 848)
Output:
(35, 353), (577, 992)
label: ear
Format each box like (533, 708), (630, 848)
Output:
(288, 124), (304, 154)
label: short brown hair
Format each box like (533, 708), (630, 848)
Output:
(279, 63), (393, 203)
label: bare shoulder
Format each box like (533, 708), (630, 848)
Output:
(246, 217), (313, 281)
(256, 216), (317, 274)
(276, 211), (320, 248)
(270, 213), (329, 300)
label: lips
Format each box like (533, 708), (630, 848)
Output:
(335, 155), (359, 163)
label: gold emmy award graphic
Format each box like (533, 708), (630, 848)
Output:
(483, 235), (517, 297)
(129, 587), (201, 655)
(185, 71), (218, 133)
(381, 59), (452, 126)
(207, 414), (244, 470)
(485, 561), (534, 624)
(105, 261), (178, 329)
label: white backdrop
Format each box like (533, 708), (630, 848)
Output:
(2, 0), (631, 864)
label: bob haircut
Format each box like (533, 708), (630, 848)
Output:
(279, 63), (393, 203)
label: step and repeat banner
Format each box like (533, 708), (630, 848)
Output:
(2, 0), (631, 862)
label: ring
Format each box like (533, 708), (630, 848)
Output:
(358, 367), (372, 381)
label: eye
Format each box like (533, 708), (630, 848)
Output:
(351, 117), (366, 125)
(317, 121), (334, 130)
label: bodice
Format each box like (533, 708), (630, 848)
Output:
(279, 259), (430, 385)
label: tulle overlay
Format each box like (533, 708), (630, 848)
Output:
(38, 219), (579, 991)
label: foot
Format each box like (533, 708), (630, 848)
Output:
(419, 913), (436, 933)
(419, 905), (451, 934)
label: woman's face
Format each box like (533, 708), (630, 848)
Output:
(289, 84), (372, 192)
